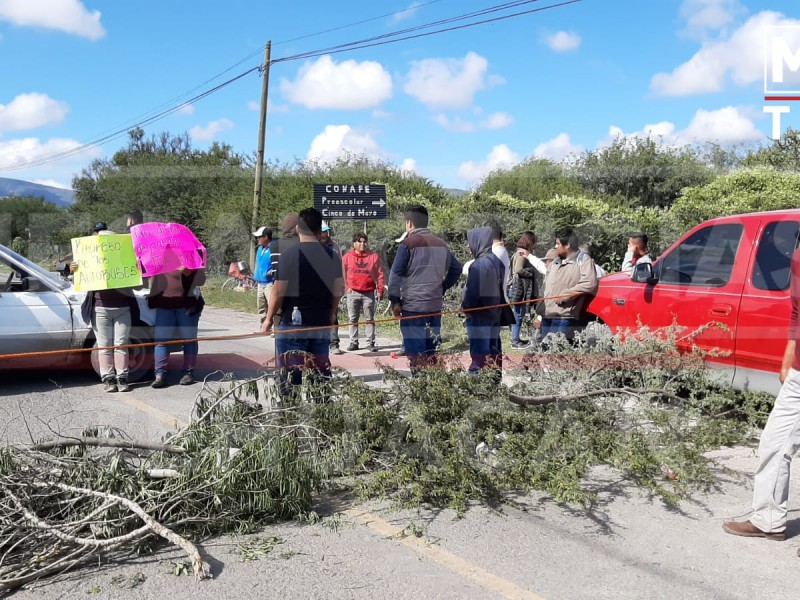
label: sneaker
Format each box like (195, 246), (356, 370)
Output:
(510, 341), (529, 349)
(103, 378), (117, 393)
(179, 372), (195, 386)
(330, 346), (344, 355)
(116, 377), (130, 392)
(367, 344), (378, 352)
(151, 373), (168, 388)
(347, 342), (359, 352)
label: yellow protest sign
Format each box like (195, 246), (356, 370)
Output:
(71, 234), (143, 292)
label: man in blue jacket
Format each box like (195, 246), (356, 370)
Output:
(252, 226), (273, 326)
(462, 226), (505, 382)
(388, 205), (462, 373)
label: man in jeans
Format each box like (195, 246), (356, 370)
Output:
(261, 208), (343, 397)
(539, 228), (598, 344)
(723, 248), (800, 541)
(388, 205), (462, 373)
(342, 233), (385, 352)
(252, 226), (273, 325)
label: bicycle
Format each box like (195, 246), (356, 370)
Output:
(221, 261), (256, 291)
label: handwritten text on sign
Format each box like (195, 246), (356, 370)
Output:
(71, 234), (143, 292)
(130, 222), (206, 277)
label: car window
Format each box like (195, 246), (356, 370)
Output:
(658, 223), (743, 287)
(0, 246), (69, 291)
(752, 221), (800, 291)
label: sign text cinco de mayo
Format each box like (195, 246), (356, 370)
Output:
(70, 223), (206, 292)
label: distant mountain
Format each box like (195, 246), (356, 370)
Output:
(0, 177), (75, 207)
(445, 188), (468, 197)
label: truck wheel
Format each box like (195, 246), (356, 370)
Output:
(90, 321), (154, 382)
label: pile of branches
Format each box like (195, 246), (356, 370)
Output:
(0, 331), (773, 591)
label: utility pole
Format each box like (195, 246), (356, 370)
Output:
(250, 41), (271, 270)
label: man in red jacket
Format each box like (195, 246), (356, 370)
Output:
(342, 233), (385, 352)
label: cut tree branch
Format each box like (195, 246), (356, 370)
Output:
(508, 387), (683, 406)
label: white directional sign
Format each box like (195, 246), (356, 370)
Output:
(313, 183), (388, 220)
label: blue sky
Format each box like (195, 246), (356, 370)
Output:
(1, 0), (800, 191)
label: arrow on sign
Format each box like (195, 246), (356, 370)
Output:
(371, 199), (386, 207)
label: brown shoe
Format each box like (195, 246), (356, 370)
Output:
(722, 520), (785, 540)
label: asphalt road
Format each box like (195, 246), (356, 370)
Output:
(4, 307), (800, 599)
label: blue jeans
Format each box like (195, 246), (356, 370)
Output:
(540, 318), (580, 345)
(399, 311), (442, 371)
(510, 304), (528, 344)
(154, 308), (200, 375)
(275, 323), (332, 396)
(465, 318), (502, 378)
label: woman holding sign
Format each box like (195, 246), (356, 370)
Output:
(148, 265), (206, 388)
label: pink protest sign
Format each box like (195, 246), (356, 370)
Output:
(130, 222), (206, 277)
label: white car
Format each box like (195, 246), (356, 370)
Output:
(0, 243), (156, 380)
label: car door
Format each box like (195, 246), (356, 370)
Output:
(607, 222), (748, 370)
(734, 218), (800, 392)
(0, 254), (76, 358)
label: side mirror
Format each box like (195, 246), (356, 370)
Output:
(632, 262), (655, 284)
(22, 276), (49, 292)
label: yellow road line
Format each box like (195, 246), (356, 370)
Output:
(344, 508), (545, 600)
(119, 396), (189, 429)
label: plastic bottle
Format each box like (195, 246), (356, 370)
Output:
(291, 306), (302, 325)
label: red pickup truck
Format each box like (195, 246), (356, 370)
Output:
(585, 209), (800, 396)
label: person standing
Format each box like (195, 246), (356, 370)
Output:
(388, 205), (462, 373)
(509, 231), (539, 348)
(73, 226), (139, 393)
(722, 247), (800, 541)
(462, 226), (505, 382)
(148, 263), (206, 388)
(342, 233), (385, 352)
(261, 208), (344, 397)
(539, 229), (599, 343)
(320, 223), (343, 355)
(252, 226), (273, 326)
(621, 232), (652, 274)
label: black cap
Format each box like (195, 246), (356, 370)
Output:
(93, 221), (108, 232)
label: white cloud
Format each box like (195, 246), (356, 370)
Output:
(404, 52), (503, 110)
(651, 11), (800, 96)
(601, 106), (763, 147)
(0, 0), (105, 39)
(391, 2), (421, 24)
(399, 158), (417, 174)
(280, 55), (392, 110)
(434, 111), (514, 132)
(177, 103), (194, 116)
(532, 133), (583, 161)
(189, 118), (234, 141)
(457, 144), (520, 183)
(543, 31), (581, 52)
(307, 125), (384, 163)
(679, 0), (746, 39)
(32, 178), (71, 189)
(0, 93), (69, 134)
(0, 136), (97, 170)
(372, 109), (393, 119)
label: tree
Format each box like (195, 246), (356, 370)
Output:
(0, 196), (62, 245)
(475, 158), (583, 201)
(572, 136), (715, 208)
(743, 128), (800, 171)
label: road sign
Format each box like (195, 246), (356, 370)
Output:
(313, 183), (388, 220)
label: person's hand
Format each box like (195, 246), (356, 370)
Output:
(781, 366), (790, 384)
(69, 261), (78, 273)
(392, 303), (402, 319)
(627, 240), (636, 253)
(518, 249), (529, 257)
(377, 293), (383, 302)
(178, 265), (187, 273)
(533, 319), (541, 330)
(260, 317), (273, 334)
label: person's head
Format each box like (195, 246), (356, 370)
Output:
(297, 208), (323, 236)
(126, 210), (143, 229)
(578, 243), (594, 258)
(281, 212), (299, 236)
(543, 248), (559, 264)
(320, 223), (333, 243)
(516, 231), (536, 251)
(487, 219), (503, 242)
(627, 232), (648, 256)
(253, 226), (272, 247)
(554, 228), (579, 259)
(352, 232), (369, 251)
(404, 205), (429, 231)
(92, 221), (108, 235)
